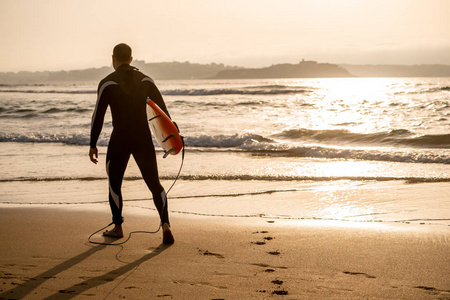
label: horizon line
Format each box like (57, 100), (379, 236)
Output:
(2, 60), (450, 74)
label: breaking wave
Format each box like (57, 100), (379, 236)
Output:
(276, 128), (450, 148)
(2, 130), (449, 164)
(162, 87), (308, 96)
(0, 82), (311, 96)
(0, 89), (95, 94)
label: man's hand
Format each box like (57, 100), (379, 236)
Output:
(89, 147), (98, 164)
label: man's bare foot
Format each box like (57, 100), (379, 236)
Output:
(162, 223), (174, 244)
(103, 225), (124, 238)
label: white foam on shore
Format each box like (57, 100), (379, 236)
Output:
(2, 177), (449, 227)
(1, 143), (450, 227)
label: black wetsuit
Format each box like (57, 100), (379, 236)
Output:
(90, 64), (170, 225)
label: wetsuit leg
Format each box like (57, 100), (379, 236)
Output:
(106, 144), (131, 225)
(132, 138), (169, 225)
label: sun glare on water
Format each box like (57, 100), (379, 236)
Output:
(311, 180), (381, 223)
(276, 78), (400, 135)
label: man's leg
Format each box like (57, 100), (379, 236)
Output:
(104, 146), (130, 237)
(133, 140), (173, 244)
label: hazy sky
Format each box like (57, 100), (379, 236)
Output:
(1, 0), (449, 72)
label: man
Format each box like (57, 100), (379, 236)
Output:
(89, 43), (174, 244)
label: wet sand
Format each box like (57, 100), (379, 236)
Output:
(0, 205), (449, 299)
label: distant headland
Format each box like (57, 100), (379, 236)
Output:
(212, 60), (351, 79)
(1, 60), (450, 83)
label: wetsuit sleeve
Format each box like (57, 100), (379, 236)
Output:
(144, 79), (171, 119)
(90, 82), (110, 148)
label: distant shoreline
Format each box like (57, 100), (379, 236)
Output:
(1, 60), (450, 82)
(211, 60), (352, 79)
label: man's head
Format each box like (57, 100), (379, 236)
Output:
(112, 43), (132, 70)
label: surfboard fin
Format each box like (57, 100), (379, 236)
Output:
(163, 148), (175, 158)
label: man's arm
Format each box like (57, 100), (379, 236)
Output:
(146, 80), (171, 119)
(89, 82), (110, 163)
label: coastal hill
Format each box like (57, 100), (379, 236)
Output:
(133, 60), (241, 80)
(213, 60), (352, 79)
(0, 61), (241, 83)
(1, 60), (450, 83)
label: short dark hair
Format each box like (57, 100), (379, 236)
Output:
(113, 43), (132, 62)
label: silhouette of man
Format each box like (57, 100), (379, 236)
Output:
(89, 43), (174, 244)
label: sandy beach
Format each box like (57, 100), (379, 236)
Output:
(1, 77), (450, 299)
(2, 0), (450, 298)
(0, 203), (449, 299)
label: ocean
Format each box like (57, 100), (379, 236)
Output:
(1, 77), (449, 226)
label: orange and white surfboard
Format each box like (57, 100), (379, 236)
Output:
(146, 99), (183, 158)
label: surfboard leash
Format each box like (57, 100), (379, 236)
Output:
(165, 135), (185, 195)
(87, 222), (162, 246)
(87, 136), (185, 246)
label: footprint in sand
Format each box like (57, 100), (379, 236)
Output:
(198, 249), (224, 259)
(343, 271), (376, 279)
(58, 289), (76, 294)
(271, 279), (283, 285)
(251, 241), (266, 245)
(415, 286), (450, 294)
(272, 290), (288, 295)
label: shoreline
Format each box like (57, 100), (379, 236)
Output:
(0, 205), (449, 299)
(2, 175), (449, 227)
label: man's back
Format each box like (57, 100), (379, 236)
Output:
(91, 64), (169, 147)
(98, 64), (148, 134)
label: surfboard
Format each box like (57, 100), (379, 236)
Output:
(147, 99), (183, 158)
